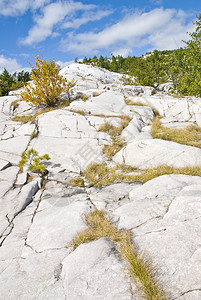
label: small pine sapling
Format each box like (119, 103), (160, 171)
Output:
(18, 148), (50, 175)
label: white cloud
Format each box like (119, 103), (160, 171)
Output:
(60, 8), (194, 55)
(62, 9), (113, 29)
(20, 1), (97, 45)
(150, 0), (164, 4)
(112, 48), (132, 57)
(0, 55), (21, 73)
(0, 0), (50, 16)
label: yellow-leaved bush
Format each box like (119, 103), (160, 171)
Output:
(20, 55), (74, 107)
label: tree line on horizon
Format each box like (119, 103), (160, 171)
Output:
(0, 69), (30, 96)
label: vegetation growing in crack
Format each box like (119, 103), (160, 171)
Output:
(68, 162), (201, 187)
(12, 102), (70, 124)
(69, 109), (86, 116)
(81, 94), (89, 101)
(30, 129), (39, 140)
(135, 165), (201, 182)
(11, 100), (20, 111)
(68, 163), (138, 187)
(151, 116), (201, 148)
(98, 115), (131, 159)
(72, 209), (167, 300)
(18, 148), (50, 175)
(124, 98), (148, 106)
(102, 137), (126, 160)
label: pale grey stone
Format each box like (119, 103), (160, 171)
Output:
(0, 136), (30, 164)
(88, 182), (141, 212)
(157, 82), (174, 92)
(15, 172), (28, 185)
(61, 238), (141, 300)
(113, 139), (201, 169)
(0, 158), (10, 170)
(25, 194), (92, 252)
(0, 249), (69, 300)
(113, 175), (201, 299)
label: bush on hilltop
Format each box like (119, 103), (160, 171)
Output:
(20, 55), (74, 107)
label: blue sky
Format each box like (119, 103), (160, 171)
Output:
(0, 0), (200, 73)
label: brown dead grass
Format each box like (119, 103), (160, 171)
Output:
(151, 116), (201, 148)
(72, 209), (167, 300)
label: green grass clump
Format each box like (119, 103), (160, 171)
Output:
(72, 209), (167, 300)
(151, 116), (201, 148)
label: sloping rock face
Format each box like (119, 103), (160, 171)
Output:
(0, 63), (201, 299)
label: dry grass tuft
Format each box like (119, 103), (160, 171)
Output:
(68, 162), (201, 187)
(12, 107), (62, 123)
(98, 116), (132, 138)
(152, 108), (160, 116)
(98, 122), (122, 137)
(151, 116), (201, 148)
(135, 165), (201, 182)
(68, 176), (85, 187)
(98, 115), (131, 159)
(68, 162), (137, 187)
(30, 129), (38, 140)
(11, 100), (20, 110)
(81, 94), (89, 101)
(12, 100), (71, 124)
(124, 98), (148, 107)
(72, 209), (167, 300)
(69, 109), (85, 116)
(12, 115), (36, 123)
(102, 137), (126, 159)
(93, 91), (102, 97)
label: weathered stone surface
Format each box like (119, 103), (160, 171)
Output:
(61, 238), (140, 300)
(88, 182), (142, 211)
(30, 110), (110, 173)
(25, 188), (92, 252)
(113, 139), (201, 169)
(0, 249), (69, 300)
(0, 136), (30, 164)
(121, 115), (146, 142)
(1, 63), (201, 300)
(0, 158), (10, 170)
(113, 175), (201, 299)
(0, 166), (19, 198)
(15, 172), (28, 185)
(60, 63), (122, 89)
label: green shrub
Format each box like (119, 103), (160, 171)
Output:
(18, 148), (50, 175)
(20, 55), (74, 107)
